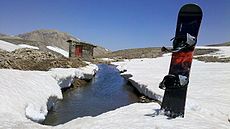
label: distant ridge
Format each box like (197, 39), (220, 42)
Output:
(17, 29), (79, 51)
(0, 33), (7, 37)
(207, 41), (230, 46)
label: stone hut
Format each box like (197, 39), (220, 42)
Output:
(67, 40), (96, 59)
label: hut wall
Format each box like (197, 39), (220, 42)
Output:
(68, 40), (95, 59)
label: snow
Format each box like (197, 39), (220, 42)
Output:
(46, 46), (69, 57)
(0, 63), (98, 128)
(0, 40), (69, 57)
(18, 44), (39, 50)
(0, 40), (39, 51)
(48, 63), (98, 88)
(0, 40), (22, 51)
(99, 58), (115, 61)
(0, 46), (230, 129)
(111, 46), (230, 128)
(56, 102), (229, 129)
(0, 69), (62, 125)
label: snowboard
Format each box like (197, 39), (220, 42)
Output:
(159, 4), (203, 118)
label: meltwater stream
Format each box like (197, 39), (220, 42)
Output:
(43, 64), (140, 126)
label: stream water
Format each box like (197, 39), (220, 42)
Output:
(43, 64), (140, 126)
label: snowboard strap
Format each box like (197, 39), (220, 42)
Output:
(162, 33), (196, 53)
(172, 33), (196, 52)
(159, 74), (189, 90)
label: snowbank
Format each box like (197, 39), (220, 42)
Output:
(46, 46), (69, 57)
(0, 69), (62, 124)
(114, 57), (168, 101)
(0, 63), (98, 128)
(48, 63), (98, 88)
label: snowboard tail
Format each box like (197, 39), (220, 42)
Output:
(159, 4), (202, 118)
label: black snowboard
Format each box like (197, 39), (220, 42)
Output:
(159, 4), (203, 118)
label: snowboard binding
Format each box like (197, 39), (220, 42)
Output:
(161, 33), (197, 53)
(159, 74), (189, 90)
(172, 33), (197, 52)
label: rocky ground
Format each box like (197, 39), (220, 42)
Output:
(96, 47), (163, 60)
(194, 48), (230, 63)
(98, 47), (230, 62)
(0, 48), (86, 71)
(194, 56), (230, 63)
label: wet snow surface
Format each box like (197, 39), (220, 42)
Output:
(0, 43), (230, 128)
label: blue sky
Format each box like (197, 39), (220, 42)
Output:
(0, 0), (230, 50)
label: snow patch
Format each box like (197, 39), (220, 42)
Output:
(46, 46), (69, 57)
(99, 58), (114, 61)
(18, 44), (39, 49)
(0, 40), (39, 51)
(0, 40), (22, 51)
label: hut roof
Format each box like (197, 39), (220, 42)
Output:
(67, 40), (96, 47)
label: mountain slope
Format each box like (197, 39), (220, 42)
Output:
(0, 33), (7, 37)
(17, 29), (78, 51)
